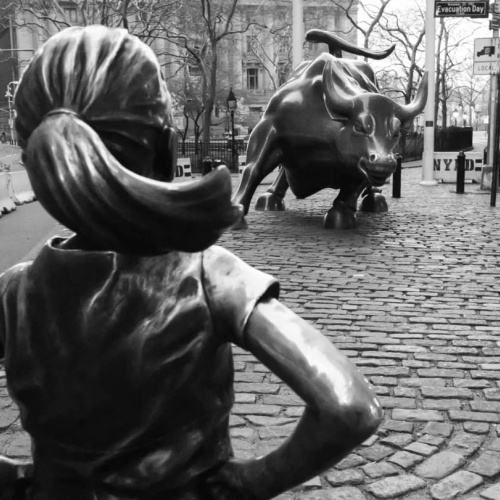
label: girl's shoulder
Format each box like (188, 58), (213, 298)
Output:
(0, 261), (32, 295)
(201, 246), (279, 345)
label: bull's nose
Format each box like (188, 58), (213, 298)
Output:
(368, 153), (396, 167)
(358, 154), (397, 186)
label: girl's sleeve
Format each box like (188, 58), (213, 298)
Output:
(0, 264), (28, 359)
(202, 245), (280, 348)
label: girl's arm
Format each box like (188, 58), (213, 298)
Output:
(209, 297), (383, 500)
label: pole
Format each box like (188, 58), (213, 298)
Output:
(487, 22), (499, 169)
(456, 151), (465, 194)
(231, 109), (236, 171)
(421, 0), (438, 185)
(292, 0), (303, 68)
(392, 155), (402, 198)
(6, 95), (12, 145)
(491, 73), (500, 207)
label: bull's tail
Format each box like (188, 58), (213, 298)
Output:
(305, 29), (395, 59)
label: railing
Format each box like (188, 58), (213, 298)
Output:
(179, 128), (474, 173)
(178, 140), (247, 173)
(396, 128), (473, 162)
(396, 132), (424, 162)
(434, 127), (473, 152)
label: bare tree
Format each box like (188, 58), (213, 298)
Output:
(324, 0), (394, 50)
(0, 0), (180, 51)
(157, 0), (261, 155)
(435, 17), (485, 128)
(374, 6), (425, 106)
(243, 4), (292, 91)
(0, 0), (258, 150)
(449, 56), (488, 128)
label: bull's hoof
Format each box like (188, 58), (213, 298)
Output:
(360, 193), (388, 213)
(323, 206), (357, 229)
(231, 217), (248, 230)
(255, 193), (286, 211)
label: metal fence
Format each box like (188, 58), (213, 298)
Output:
(396, 132), (424, 162)
(393, 128), (474, 163)
(180, 128), (474, 172)
(178, 140), (246, 173)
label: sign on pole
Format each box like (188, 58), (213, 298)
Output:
(475, 61), (500, 74)
(435, 0), (489, 17)
(474, 37), (500, 74)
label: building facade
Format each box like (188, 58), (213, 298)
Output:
(0, 0), (358, 139)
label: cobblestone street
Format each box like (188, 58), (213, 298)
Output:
(1, 163), (500, 499)
(218, 167), (500, 500)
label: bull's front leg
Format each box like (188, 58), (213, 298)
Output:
(359, 185), (389, 213)
(232, 123), (283, 228)
(255, 166), (288, 211)
(324, 180), (368, 229)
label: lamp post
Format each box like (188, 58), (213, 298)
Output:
(226, 87), (237, 171)
(5, 81), (18, 144)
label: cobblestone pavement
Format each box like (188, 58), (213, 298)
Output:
(216, 168), (500, 500)
(1, 164), (500, 499)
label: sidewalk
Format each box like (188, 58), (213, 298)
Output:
(1, 147), (500, 499)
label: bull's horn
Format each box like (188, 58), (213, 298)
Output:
(397, 72), (428, 121)
(306, 29), (395, 60)
(323, 58), (354, 117)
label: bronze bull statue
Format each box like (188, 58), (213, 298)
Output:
(233, 30), (428, 229)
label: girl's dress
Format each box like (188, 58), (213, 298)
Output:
(0, 237), (279, 499)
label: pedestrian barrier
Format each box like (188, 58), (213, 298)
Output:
(433, 151), (483, 184)
(0, 169), (16, 216)
(175, 158), (192, 179)
(10, 170), (36, 204)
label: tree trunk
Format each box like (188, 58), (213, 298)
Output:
(201, 44), (218, 158)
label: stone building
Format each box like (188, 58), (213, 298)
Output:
(0, 0), (358, 139)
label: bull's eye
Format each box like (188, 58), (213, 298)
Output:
(353, 123), (365, 134)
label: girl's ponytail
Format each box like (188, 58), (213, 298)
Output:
(15, 26), (242, 254)
(25, 112), (242, 253)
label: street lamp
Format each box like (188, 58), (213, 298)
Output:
(226, 87), (237, 170)
(5, 81), (18, 145)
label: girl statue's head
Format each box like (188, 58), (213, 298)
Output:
(14, 25), (242, 254)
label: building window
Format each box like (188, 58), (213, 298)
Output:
(188, 64), (201, 77)
(63, 7), (78, 23)
(247, 68), (259, 90)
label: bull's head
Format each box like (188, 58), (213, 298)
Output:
(322, 59), (428, 186)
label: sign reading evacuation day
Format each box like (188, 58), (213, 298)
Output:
(435, 1), (489, 17)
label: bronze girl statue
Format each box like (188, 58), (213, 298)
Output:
(0, 26), (382, 499)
